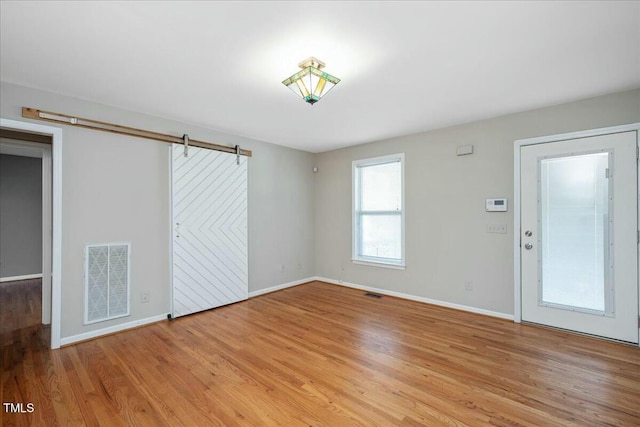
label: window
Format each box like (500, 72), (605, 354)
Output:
(353, 153), (405, 268)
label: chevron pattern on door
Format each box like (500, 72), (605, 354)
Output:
(171, 145), (248, 318)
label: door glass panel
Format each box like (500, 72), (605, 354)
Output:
(539, 152), (610, 313)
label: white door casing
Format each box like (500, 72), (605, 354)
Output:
(171, 145), (248, 318)
(0, 138), (52, 324)
(0, 118), (63, 349)
(518, 128), (638, 343)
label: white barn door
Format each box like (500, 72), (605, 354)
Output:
(171, 145), (248, 318)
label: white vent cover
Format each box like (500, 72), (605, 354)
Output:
(85, 243), (130, 324)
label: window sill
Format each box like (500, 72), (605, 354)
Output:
(351, 259), (406, 270)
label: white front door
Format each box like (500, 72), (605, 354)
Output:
(520, 129), (638, 343)
(171, 145), (248, 318)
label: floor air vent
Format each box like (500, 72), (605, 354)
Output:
(85, 243), (130, 324)
(364, 292), (382, 299)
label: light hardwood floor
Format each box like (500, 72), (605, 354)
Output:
(2, 280), (639, 426)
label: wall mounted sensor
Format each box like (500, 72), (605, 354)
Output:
(486, 198), (507, 212)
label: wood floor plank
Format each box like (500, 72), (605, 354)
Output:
(2, 280), (640, 426)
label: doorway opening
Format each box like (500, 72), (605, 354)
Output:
(0, 130), (52, 348)
(0, 118), (62, 349)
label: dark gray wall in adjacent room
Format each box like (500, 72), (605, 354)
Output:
(0, 154), (42, 278)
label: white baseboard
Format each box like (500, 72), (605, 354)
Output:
(59, 276), (511, 346)
(60, 313), (169, 346)
(0, 273), (43, 283)
(316, 276), (514, 321)
(249, 277), (316, 298)
(61, 277), (316, 346)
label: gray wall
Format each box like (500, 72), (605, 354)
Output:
(315, 89), (640, 316)
(0, 153), (42, 277)
(0, 82), (315, 339)
(1, 79), (638, 339)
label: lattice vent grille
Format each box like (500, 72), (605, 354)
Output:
(85, 243), (130, 324)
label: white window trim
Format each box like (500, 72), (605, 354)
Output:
(352, 153), (406, 269)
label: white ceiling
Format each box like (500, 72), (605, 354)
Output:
(1, 1), (639, 153)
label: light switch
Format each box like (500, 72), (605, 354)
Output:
(456, 145), (474, 156)
(487, 224), (507, 234)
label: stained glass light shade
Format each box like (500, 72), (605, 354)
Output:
(282, 57), (340, 105)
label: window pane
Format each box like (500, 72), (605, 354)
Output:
(360, 214), (401, 260)
(360, 161), (401, 211)
(540, 152), (609, 312)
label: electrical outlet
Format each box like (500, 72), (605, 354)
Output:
(141, 291), (150, 303)
(465, 281), (473, 291)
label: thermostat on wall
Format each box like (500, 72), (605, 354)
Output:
(486, 198), (508, 212)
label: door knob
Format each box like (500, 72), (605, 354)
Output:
(524, 243), (533, 250)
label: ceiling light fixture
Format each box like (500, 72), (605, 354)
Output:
(282, 57), (340, 105)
